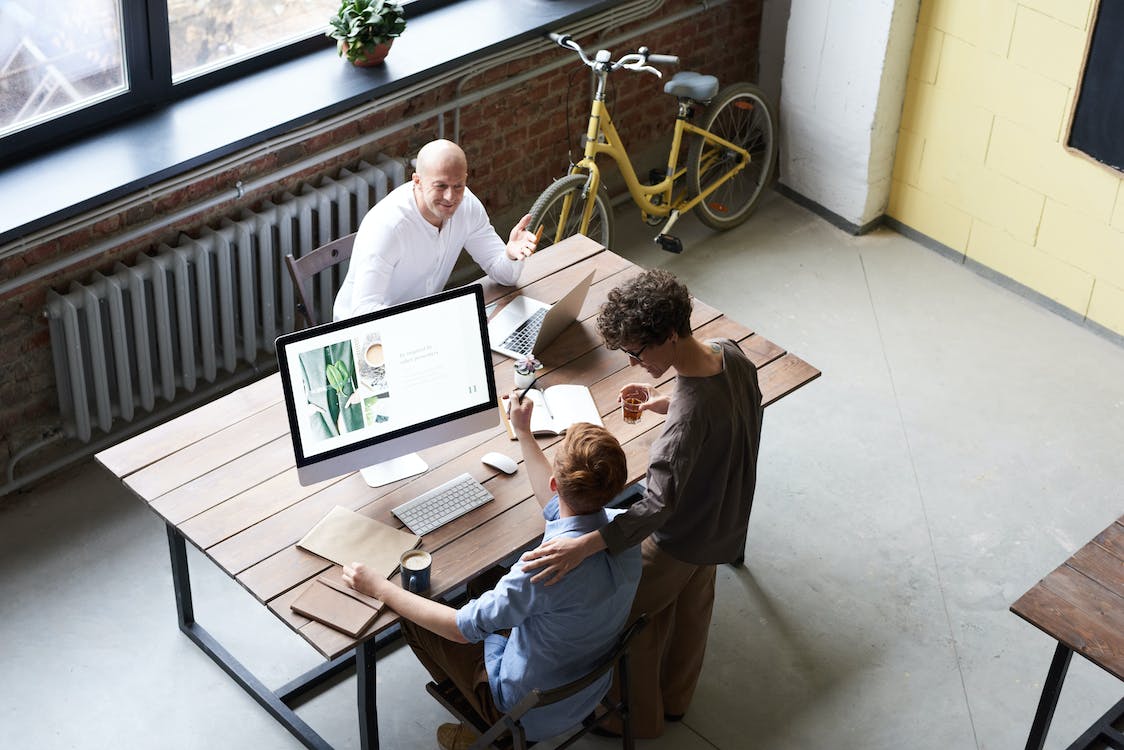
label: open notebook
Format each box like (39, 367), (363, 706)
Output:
(506, 383), (603, 437)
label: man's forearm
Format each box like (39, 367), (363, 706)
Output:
(599, 489), (668, 554)
(515, 427), (553, 507)
(379, 585), (467, 643)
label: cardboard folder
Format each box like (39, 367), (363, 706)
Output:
(291, 579), (381, 638)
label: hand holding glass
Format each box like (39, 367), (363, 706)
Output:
(622, 396), (643, 424)
(620, 384), (650, 424)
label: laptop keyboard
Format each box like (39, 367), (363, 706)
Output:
(501, 307), (548, 355)
(392, 473), (494, 536)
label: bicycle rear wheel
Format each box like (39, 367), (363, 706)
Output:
(528, 174), (615, 251)
(687, 82), (778, 231)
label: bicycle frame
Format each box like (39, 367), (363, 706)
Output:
(556, 69), (750, 242)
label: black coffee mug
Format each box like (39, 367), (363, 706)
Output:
(400, 550), (432, 593)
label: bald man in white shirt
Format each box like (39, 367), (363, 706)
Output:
(333, 139), (538, 320)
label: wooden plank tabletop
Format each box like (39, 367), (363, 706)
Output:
(96, 235), (822, 660)
(1011, 515), (1124, 681)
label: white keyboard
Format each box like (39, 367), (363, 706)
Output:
(392, 473), (494, 536)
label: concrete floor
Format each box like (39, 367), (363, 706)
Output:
(2, 191), (1122, 749)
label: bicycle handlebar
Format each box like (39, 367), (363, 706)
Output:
(547, 32), (679, 76)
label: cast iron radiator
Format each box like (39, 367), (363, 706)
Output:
(44, 156), (406, 442)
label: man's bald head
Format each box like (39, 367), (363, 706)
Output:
(415, 139), (467, 177)
(412, 139), (469, 227)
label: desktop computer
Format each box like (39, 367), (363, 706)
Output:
(275, 284), (499, 488)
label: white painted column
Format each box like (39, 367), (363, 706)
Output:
(779, 0), (919, 230)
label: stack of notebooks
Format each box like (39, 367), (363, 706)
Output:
(290, 505), (420, 637)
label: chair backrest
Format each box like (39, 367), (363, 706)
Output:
(470, 613), (650, 750)
(525, 613), (648, 712)
(284, 232), (356, 328)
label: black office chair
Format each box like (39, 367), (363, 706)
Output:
(284, 232), (356, 328)
(425, 614), (649, 750)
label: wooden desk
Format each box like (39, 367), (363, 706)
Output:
(95, 235), (821, 750)
(1010, 515), (1124, 750)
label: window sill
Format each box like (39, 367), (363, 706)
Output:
(0, 0), (615, 246)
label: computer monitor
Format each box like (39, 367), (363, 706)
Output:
(275, 284), (499, 488)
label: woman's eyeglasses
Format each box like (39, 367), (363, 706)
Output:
(621, 343), (649, 361)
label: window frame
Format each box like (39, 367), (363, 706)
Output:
(0, 0), (620, 246)
(1, 0), (448, 163)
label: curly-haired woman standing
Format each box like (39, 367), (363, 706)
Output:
(522, 268), (765, 738)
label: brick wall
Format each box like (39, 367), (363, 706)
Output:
(0, 0), (763, 491)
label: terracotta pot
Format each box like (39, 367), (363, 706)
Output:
(342, 40), (393, 67)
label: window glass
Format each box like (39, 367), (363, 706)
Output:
(0, 0), (126, 137)
(169, 0), (336, 81)
(0, 0), (444, 159)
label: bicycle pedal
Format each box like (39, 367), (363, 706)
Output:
(655, 234), (683, 254)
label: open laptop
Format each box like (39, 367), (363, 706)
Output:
(488, 270), (596, 359)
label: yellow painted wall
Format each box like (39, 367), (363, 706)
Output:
(889, 0), (1124, 337)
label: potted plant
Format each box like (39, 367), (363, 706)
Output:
(327, 0), (407, 67)
(513, 353), (542, 389)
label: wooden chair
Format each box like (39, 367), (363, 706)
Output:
(425, 614), (649, 750)
(284, 232), (356, 328)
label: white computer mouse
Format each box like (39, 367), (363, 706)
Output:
(481, 451), (518, 475)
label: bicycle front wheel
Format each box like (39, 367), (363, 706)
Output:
(528, 174), (615, 252)
(687, 82), (778, 231)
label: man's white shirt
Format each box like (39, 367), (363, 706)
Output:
(333, 183), (521, 320)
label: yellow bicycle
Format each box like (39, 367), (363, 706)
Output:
(530, 32), (778, 254)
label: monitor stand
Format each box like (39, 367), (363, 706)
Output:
(360, 452), (428, 488)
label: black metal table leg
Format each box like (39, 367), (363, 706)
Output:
(276, 649), (359, 705)
(1025, 642), (1074, 750)
(165, 523), (404, 748)
(168, 523), (196, 626)
(357, 638), (379, 750)
(166, 524), (337, 750)
(1066, 697), (1124, 750)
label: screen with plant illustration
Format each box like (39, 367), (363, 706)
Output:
(295, 327), (390, 441)
(275, 285), (496, 470)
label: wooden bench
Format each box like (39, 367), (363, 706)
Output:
(1010, 514), (1124, 750)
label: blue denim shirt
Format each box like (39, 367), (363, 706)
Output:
(455, 498), (642, 740)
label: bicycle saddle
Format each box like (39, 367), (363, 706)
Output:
(664, 71), (719, 102)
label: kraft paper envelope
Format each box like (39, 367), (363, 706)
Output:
(297, 505), (419, 578)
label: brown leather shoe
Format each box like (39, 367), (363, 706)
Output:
(437, 722), (479, 750)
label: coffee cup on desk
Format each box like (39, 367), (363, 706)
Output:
(400, 549), (432, 594)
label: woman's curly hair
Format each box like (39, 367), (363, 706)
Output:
(596, 269), (693, 350)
